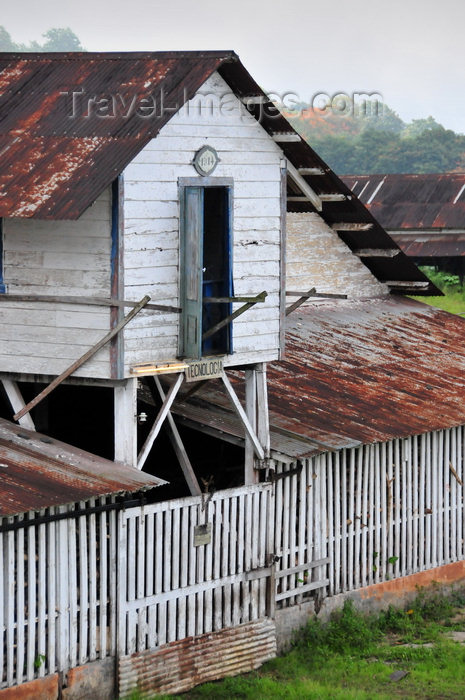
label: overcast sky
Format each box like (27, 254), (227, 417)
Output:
(2, 0), (464, 133)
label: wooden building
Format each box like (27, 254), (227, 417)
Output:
(1, 51), (458, 698)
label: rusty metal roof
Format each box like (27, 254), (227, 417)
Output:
(0, 418), (166, 517)
(343, 173), (465, 230)
(0, 52), (435, 293)
(173, 297), (465, 456)
(392, 233), (465, 257)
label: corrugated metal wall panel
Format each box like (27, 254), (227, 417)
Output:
(118, 618), (276, 697)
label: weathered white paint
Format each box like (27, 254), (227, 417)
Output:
(1, 189), (112, 377)
(114, 378), (138, 468)
(287, 212), (388, 299)
(122, 71), (284, 373)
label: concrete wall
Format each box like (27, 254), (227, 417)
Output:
(287, 212), (388, 299)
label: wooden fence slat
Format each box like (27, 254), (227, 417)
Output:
(0, 528), (3, 685)
(68, 516), (78, 668)
(78, 505), (88, 664)
(6, 522), (14, 687)
(16, 517), (25, 685)
(99, 503), (108, 658)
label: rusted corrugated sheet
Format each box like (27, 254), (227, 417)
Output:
(0, 418), (166, 516)
(0, 52), (435, 293)
(118, 618), (276, 697)
(392, 234), (465, 257)
(173, 297), (465, 454)
(0, 51), (236, 219)
(343, 174), (465, 230)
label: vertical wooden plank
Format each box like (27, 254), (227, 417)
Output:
(213, 496), (223, 631)
(326, 454), (335, 596)
(373, 445), (381, 584)
(436, 430), (444, 565)
(279, 163), (287, 358)
(186, 506), (196, 639)
(459, 427), (464, 559)
(319, 451), (327, 596)
(6, 520), (15, 686)
(288, 469), (297, 604)
(27, 517), (38, 681)
(367, 447), (375, 586)
(126, 514), (136, 654)
(146, 511), (157, 648)
(243, 492), (253, 622)
(341, 451), (348, 591)
(419, 434), (426, 572)
(116, 511), (127, 657)
(333, 454), (341, 593)
(47, 514), (56, 674)
(89, 506), (97, 661)
(431, 432), (438, 568)
(68, 515), (78, 669)
(450, 428), (457, 563)
(400, 440), (407, 576)
(406, 438), (414, 575)
(169, 507), (180, 642)
(250, 490), (260, 620)
(222, 496), (232, 627)
(348, 449), (355, 590)
(281, 466), (290, 601)
(297, 458), (307, 602)
(443, 429), (450, 564)
(56, 506), (70, 671)
(394, 440), (401, 578)
(202, 499), (214, 634)
(78, 504), (88, 664)
(109, 503), (118, 655)
(237, 493), (245, 623)
(37, 512), (46, 677)
(380, 444), (387, 582)
(164, 508), (176, 640)
(412, 437), (419, 574)
(245, 368), (258, 485)
(274, 464), (283, 606)
(16, 516), (25, 685)
(230, 495), (239, 626)
(195, 502), (205, 636)
(99, 502), (108, 659)
(137, 508), (147, 651)
(354, 448), (362, 589)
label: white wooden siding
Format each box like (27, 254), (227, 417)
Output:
(123, 72), (283, 372)
(1, 189), (112, 377)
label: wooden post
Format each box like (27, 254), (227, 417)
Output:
(114, 378), (138, 468)
(245, 368), (258, 485)
(1, 379), (35, 430)
(256, 363), (270, 458)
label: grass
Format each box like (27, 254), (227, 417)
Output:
(411, 268), (465, 316)
(142, 585), (465, 700)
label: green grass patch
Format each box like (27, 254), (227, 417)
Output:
(411, 267), (465, 316)
(151, 586), (465, 700)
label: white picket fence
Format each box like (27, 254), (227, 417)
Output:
(0, 497), (116, 689)
(1, 424), (465, 689)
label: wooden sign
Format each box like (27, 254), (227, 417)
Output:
(185, 357), (224, 383)
(194, 523), (212, 546)
(193, 145), (219, 176)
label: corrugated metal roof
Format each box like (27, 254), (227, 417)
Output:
(343, 173), (465, 230)
(173, 297), (465, 456)
(0, 51), (235, 219)
(0, 52), (436, 293)
(392, 233), (465, 257)
(0, 418), (166, 517)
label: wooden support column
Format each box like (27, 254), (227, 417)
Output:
(245, 367), (258, 485)
(2, 379), (35, 430)
(255, 363), (270, 459)
(114, 377), (138, 468)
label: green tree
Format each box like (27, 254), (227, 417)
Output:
(0, 26), (84, 52)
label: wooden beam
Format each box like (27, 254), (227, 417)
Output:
(297, 167), (325, 175)
(13, 295), (150, 422)
(319, 194), (347, 202)
(331, 223), (374, 231)
(286, 290), (348, 299)
(286, 160), (322, 212)
(272, 133), (301, 142)
(137, 372), (184, 471)
(221, 373), (265, 460)
(0, 293), (180, 313)
(353, 248), (400, 258)
(255, 363), (270, 458)
(114, 378), (137, 468)
(286, 287), (316, 316)
(2, 380), (35, 430)
(202, 291), (267, 341)
(385, 281), (430, 288)
(203, 293), (267, 303)
(153, 377), (201, 496)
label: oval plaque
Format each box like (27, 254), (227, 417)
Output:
(193, 145), (219, 176)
